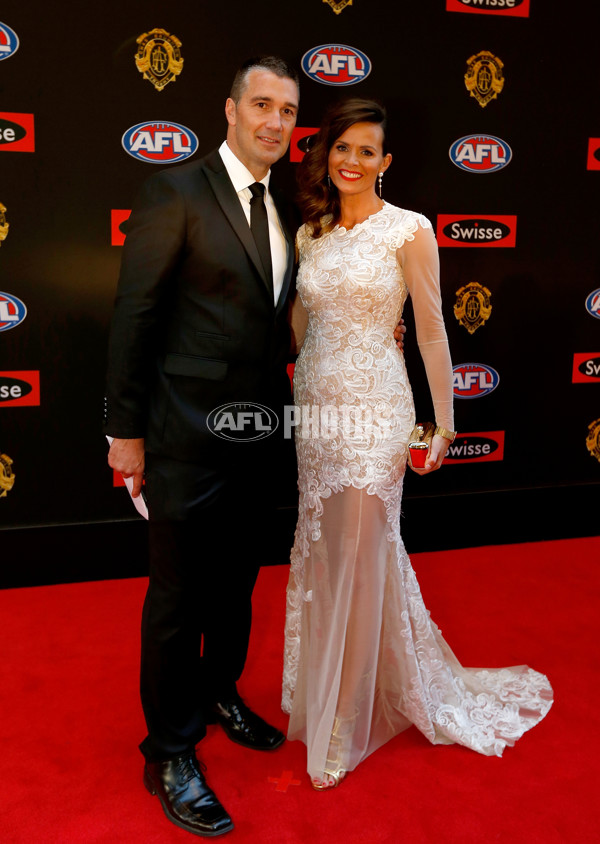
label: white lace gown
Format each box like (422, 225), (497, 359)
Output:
(282, 203), (553, 781)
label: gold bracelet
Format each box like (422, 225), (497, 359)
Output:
(434, 426), (457, 443)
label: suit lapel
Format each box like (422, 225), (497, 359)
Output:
(203, 150), (272, 295)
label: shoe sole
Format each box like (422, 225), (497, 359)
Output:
(143, 769), (234, 838)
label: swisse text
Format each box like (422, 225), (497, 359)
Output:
(443, 431), (505, 463)
(0, 383), (29, 399)
(0, 127), (17, 142)
(579, 358), (600, 377)
(0, 120), (25, 143)
(459, 0), (523, 6)
(447, 222), (507, 241)
(437, 214), (517, 248)
(448, 439), (496, 458)
(0, 372), (39, 406)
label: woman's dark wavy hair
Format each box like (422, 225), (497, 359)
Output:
(297, 98), (388, 239)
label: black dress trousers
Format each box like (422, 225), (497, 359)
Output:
(138, 435), (286, 762)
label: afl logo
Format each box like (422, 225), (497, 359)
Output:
(453, 363), (500, 399)
(207, 402), (279, 442)
(0, 23), (19, 61)
(449, 135), (512, 173)
(301, 44), (371, 86)
(122, 121), (198, 164)
(0, 292), (27, 332)
(585, 288), (600, 320)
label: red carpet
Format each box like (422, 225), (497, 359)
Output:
(1, 536), (599, 843)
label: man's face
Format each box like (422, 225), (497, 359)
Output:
(225, 69), (299, 179)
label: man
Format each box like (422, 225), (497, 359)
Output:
(105, 57), (301, 837)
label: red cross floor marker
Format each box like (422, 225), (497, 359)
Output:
(267, 770), (302, 792)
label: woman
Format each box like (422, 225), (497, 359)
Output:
(282, 99), (552, 790)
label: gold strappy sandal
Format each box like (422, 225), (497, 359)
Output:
(311, 712), (357, 791)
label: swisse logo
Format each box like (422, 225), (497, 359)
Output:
(122, 121), (198, 163)
(572, 354), (600, 384)
(449, 135), (512, 173)
(453, 363), (499, 398)
(0, 292), (27, 332)
(585, 288), (600, 320)
(444, 431), (505, 464)
(207, 402), (279, 441)
(0, 22), (19, 60)
(446, 0), (530, 16)
(437, 214), (517, 247)
(301, 44), (371, 86)
(0, 112), (35, 152)
(0, 371), (40, 407)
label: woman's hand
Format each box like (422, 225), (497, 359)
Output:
(409, 433), (451, 475)
(394, 317), (406, 351)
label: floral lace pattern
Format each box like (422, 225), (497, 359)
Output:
(282, 204), (552, 777)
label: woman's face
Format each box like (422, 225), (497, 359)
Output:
(327, 122), (391, 199)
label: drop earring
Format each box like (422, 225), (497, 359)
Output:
(378, 172), (383, 199)
(327, 174), (332, 189)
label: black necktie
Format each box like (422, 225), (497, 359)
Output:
(248, 182), (273, 288)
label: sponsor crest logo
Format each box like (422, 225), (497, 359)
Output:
(301, 44), (371, 86)
(586, 418), (600, 464)
(585, 288), (600, 320)
(0, 452), (15, 497)
(0, 292), (27, 332)
(207, 402), (279, 441)
(454, 282), (492, 334)
(453, 363), (500, 398)
(572, 354), (600, 383)
(443, 431), (505, 464)
(449, 135), (511, 173)
(0, 22), (19, 60)
(0, 203), (8, 245)
(323, 0), (353, 13)
(135, 28), (184, 92)
(111, 210), (131, 245)
(446, 0), (530, 17)
(437, 214), (517, 247)
(0, 372), (40, 406)
(587, 139), (600, 171)
(464, 51), (504, 108)
(0, 112), (35, 152)
(122, 121), (198, 163)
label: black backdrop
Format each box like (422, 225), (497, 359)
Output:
(1, 1), (598, 584)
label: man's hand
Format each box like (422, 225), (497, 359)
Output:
(394, 317), (406, 352)
(108, 437), (145, 498)
(409, 434), (450, 475)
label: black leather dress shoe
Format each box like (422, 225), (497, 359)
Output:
(212, 695), (286, 751)
(144, 754), (233, 837)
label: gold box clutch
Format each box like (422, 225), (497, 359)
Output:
(407, 422), (435, 469)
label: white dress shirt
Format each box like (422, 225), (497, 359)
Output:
(218, 140), (288, 305)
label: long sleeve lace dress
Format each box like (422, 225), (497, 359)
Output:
(282, 203), (553, 783)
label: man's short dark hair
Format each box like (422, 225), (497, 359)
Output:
(230, 56), (300, 104)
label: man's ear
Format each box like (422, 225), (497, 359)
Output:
(225, 98), (236, 127)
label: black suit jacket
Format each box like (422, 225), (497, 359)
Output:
(104, 149), (297, 465)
